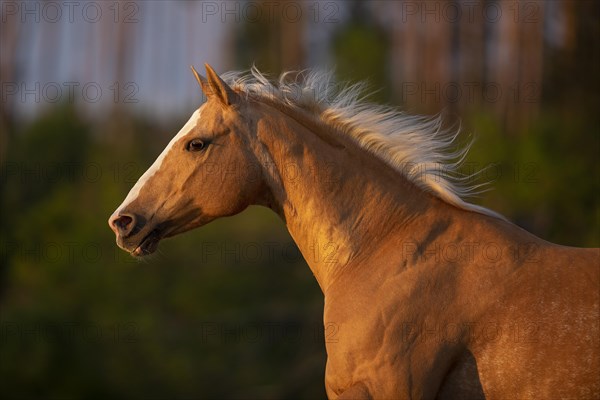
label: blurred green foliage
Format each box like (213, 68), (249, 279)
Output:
(464, 110), (599, 247)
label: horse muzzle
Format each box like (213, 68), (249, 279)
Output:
(108, 212), (161, 256)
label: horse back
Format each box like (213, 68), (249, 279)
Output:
(462, 244), (600, 399)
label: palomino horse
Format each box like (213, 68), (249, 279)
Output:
(109, 64), (599, 399)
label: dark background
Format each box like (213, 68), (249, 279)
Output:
(1, 1), (599, 398)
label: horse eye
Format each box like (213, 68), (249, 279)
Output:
(186, 139), (207, 152)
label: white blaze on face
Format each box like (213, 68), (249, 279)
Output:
(114, 108), (202, 215)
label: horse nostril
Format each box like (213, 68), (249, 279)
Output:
(109, 213), (136, 237)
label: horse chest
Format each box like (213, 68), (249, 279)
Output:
(322, 286), (457, 398)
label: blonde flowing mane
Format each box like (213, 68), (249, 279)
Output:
(222, 67), (502, 219)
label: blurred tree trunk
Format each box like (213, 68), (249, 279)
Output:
(458, 0), (485, 114)
(422, 14), (452, 113)
(391, 3), (420, 107)
(108, 2), (136, 146)
(0, 11), (21, 161)
(279, 0), (307, 71)
(391, 3), (454, 113)
(518, 1), (544, 129)
(491, 2), (520, 134)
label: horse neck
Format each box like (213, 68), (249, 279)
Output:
(252, 101), (442, 293)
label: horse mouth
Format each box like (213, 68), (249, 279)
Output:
(132, 229), (161, 257)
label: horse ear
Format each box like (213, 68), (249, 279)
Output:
(190, 65), (210, 95)
(204, 63), (239, 106)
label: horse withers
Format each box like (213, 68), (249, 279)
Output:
(109, 64), (599, 399)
